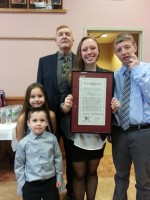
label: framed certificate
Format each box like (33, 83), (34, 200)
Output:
(71, 71), (114, 133)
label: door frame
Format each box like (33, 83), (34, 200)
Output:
(83, 27), (144, 60)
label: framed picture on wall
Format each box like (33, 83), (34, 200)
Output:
(0, 0), (9, 8)
(51, 0), (62, 9)
(0, 0), (64, 11)
(11, 0), (27, 8)
(30, 0), (46, 9)
(11, 0), (26, 4)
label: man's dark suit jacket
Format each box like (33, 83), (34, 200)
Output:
(37, 52), (75, 114)
(60, 66), (113, 140)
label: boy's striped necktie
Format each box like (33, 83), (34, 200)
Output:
(120, 69), (131, 131)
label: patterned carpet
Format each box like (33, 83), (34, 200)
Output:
(0, 158), (15, 182)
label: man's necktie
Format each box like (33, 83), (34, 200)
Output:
(61, 57), (69, 81)
(120, 69), (131, 131)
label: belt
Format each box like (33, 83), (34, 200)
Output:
(27, 178), (51, 184)
(113, 124), (150, 131)
(128, 124), (150, 131)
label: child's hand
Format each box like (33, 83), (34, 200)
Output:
(62, 94), (73, 113)
(56, 181), (62, 188)
(111, 97), (120, 113)
(64, 94), (73, 108)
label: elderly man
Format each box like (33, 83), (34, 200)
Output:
(37, 25), (75, 200)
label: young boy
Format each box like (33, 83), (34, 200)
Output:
(15, 106), (63, 200)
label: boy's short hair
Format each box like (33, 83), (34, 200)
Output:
(114, 33), (135, 45)
(27, 106), (47, 120)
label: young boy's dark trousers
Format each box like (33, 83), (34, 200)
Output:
(22, 176), (60, 200)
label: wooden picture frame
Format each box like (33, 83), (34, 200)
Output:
(71, 71), (114, 134)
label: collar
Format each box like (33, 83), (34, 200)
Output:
(29, 130), (46, 140)
(57, 51), (72, 61)
(121, 65), (129, 76)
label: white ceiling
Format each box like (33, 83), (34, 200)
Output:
(87, 31), (120, 44)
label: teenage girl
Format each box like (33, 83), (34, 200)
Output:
(16, 82), (56, 141)
(60, 36), (120, 200)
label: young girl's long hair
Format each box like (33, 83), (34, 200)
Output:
(21, 83), (53, 133)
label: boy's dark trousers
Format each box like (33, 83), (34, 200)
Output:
(22, 176), (60, 200)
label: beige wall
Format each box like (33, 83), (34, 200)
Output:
(110, 43), (122, 72)
(97, 43), (122, 72)
(97, 44), (111, 70)
(1, 0), (150, 96)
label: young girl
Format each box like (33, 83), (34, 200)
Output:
(16, 82), (56, 141)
